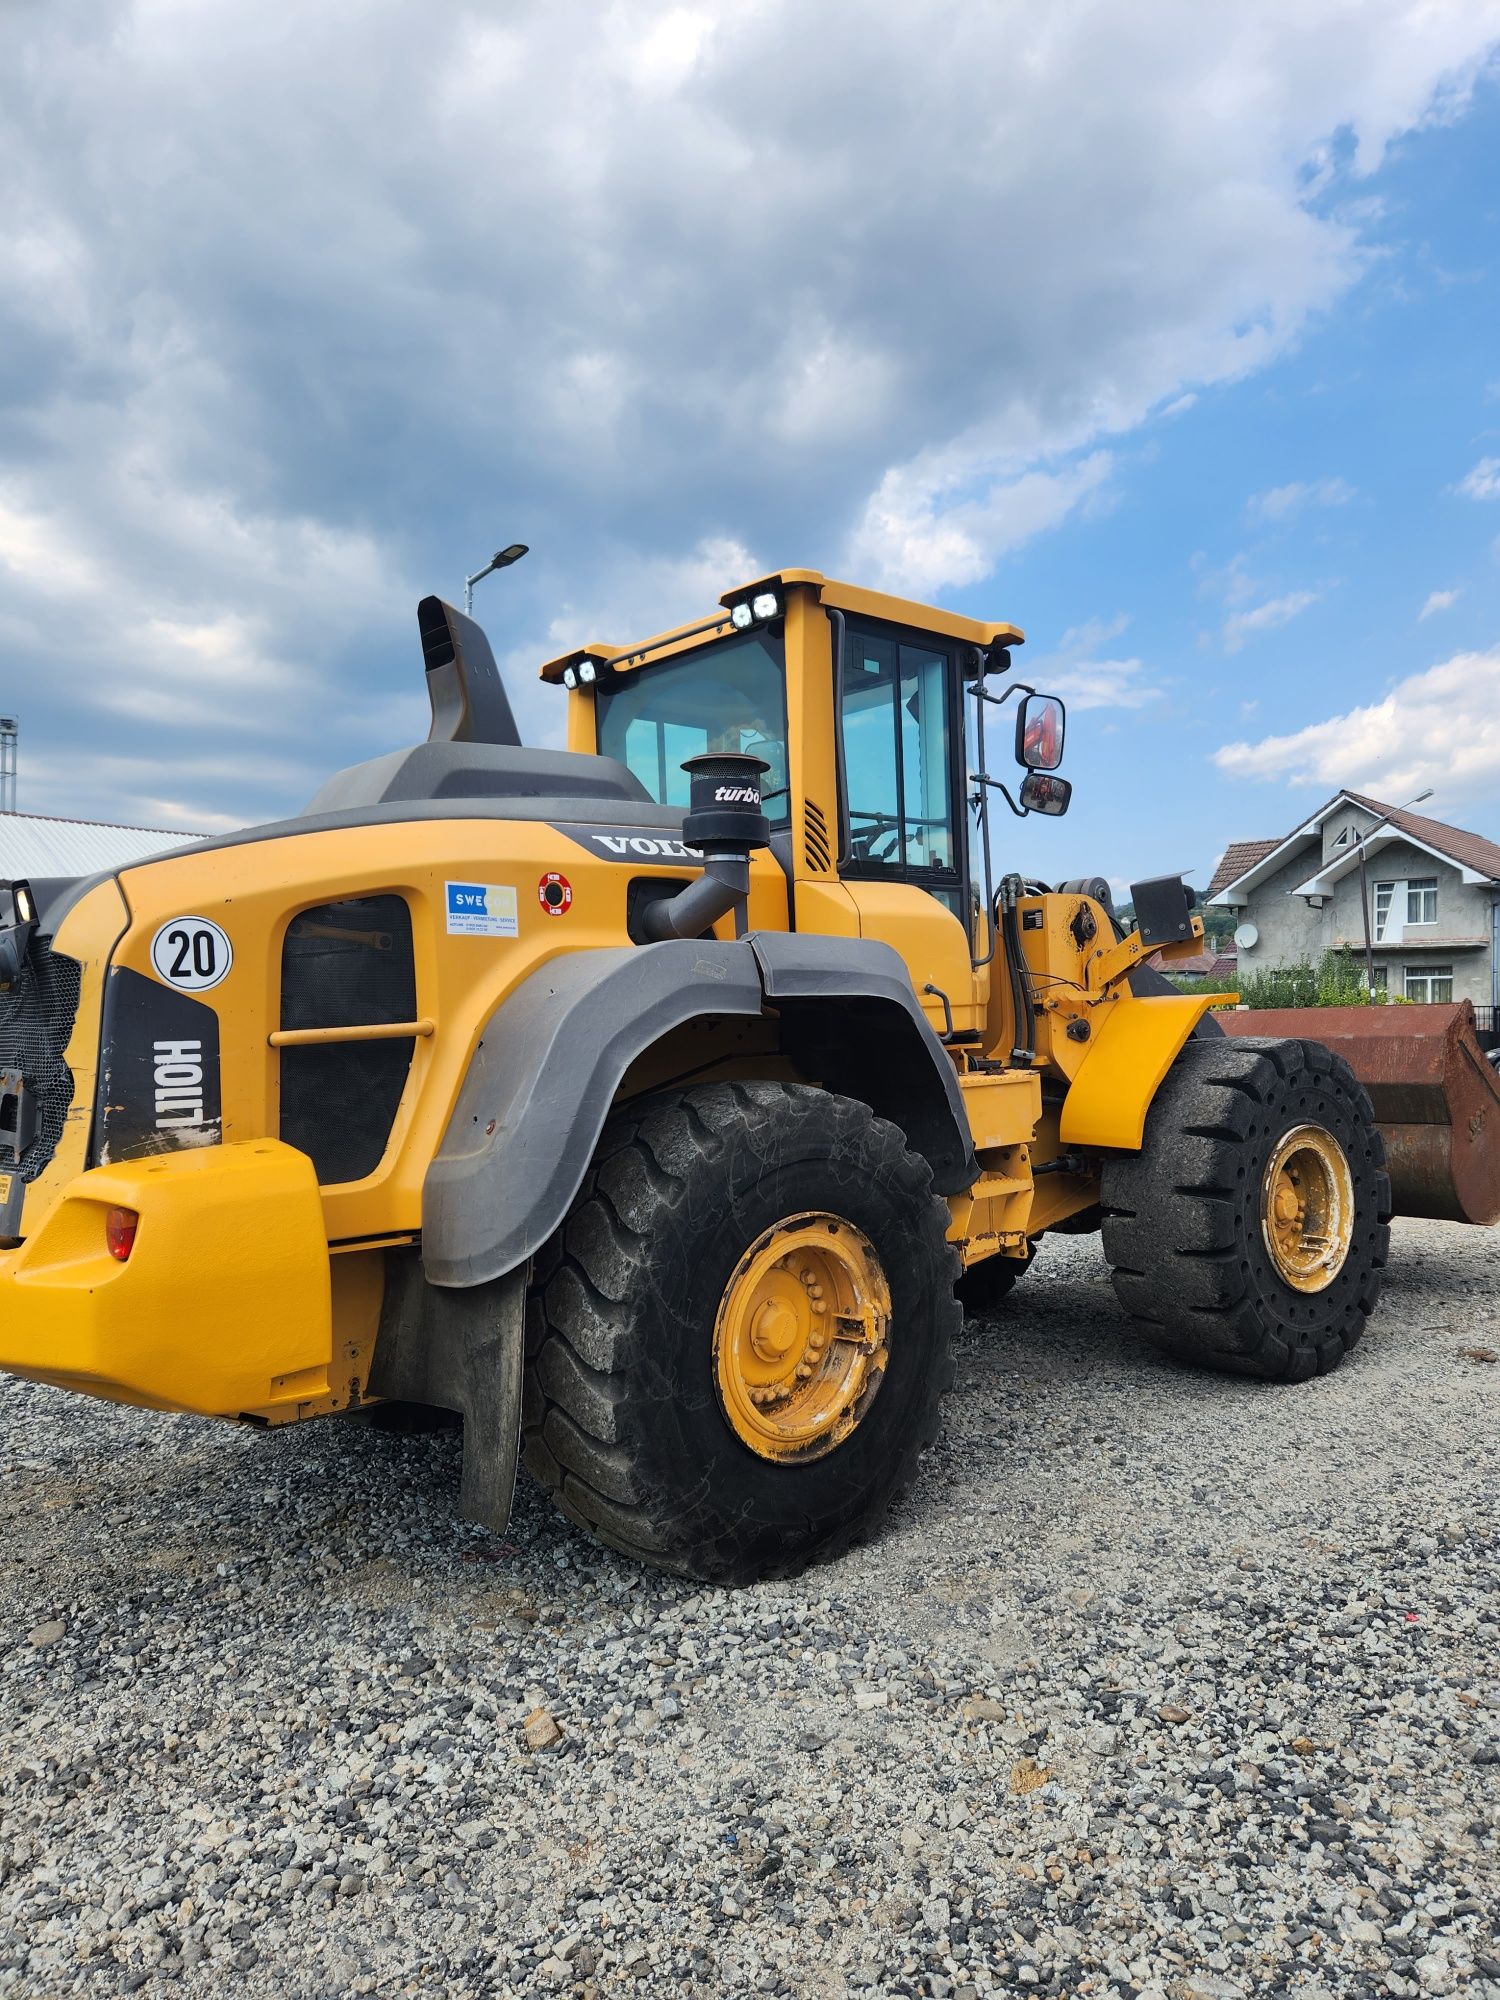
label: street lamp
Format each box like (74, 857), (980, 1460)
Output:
(464, 543), (529, 615)
(1356, 788), (1434, 996)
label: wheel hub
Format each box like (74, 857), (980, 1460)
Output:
(713, 1213), (891, 1461)
(1260, 1123), (1355, 1293)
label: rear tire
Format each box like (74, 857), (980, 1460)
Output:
(1100, 1037), (1390, 1381)
(522, 1081), (960, 1584)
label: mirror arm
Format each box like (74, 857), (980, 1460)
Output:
(974, 680), (1036, 712)
(971, 770), (1029, 819)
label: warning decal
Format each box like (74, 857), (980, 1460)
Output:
(537, 871), (573, 917)
(445, 882), (520, 937)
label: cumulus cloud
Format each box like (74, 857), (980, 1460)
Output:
(1247, 477), (1355, 521)
(1, 1), (1499, 822)
(1222, 590), (1320, 653)
(848, 453), (1114, 597)
(1458, 457), (1500, 499)
(1213, 647), (1500, 799)
(1023, 615), (1163, 712)
(1419, 587), (1460, 618)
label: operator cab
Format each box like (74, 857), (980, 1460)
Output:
(540, 568), (1071, 1044)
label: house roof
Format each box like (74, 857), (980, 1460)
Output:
(1343, 791), (1500, 885)
(1155, 944), (1238, 979)
(1207, 840), (1279, 898)
(1209, 791), (1500, 905)
(0, 810), (204, 881)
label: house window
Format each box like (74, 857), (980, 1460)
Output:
(1373, 882), (1395, 941)
(1406, 877), (1438, 925)
(1334, 826), (1351, 846)
(1368, 965), (1388, 993)
(1404, 964), (1453, 1003)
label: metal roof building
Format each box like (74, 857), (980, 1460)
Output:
(0, 811), (204, 881)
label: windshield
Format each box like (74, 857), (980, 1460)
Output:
(595, 628), (790, 825)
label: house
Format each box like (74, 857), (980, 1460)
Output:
(1207, 791), (1500, 1018)
(0, 811), (203, 889)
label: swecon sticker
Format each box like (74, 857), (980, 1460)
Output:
(445, 882), (519, 937)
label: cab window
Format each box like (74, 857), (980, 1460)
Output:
(595, 628), (790, 826)
(841, 626), (958, 884)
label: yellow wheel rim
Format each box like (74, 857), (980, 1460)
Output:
(1260, 1123), (1355, 1293)
(713, 1212), (891, 1463)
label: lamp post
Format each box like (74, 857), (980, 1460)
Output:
(1355, 789), (1434, 996)
(0, 716), (16, 815)
(464, 543), (529, 615)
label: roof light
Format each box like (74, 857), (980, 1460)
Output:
(751, 591), (779, 621)
(729, 601), (753, 630)
(577, 658), (598, 685)
(562, 666), (578, 690)
(106, 1206), (138, 1262)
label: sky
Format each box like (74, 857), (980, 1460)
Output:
(3, 0), (1500, 895)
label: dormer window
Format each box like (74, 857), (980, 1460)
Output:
(1334, 826), (1352, 846)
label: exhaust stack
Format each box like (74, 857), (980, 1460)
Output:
(418, 596), (521, 747)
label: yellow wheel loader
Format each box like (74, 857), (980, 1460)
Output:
(1, 563), (1471, 1584)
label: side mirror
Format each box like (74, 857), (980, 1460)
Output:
(1016, 692), (1065, 770)
(1019, 771), (1072, 817)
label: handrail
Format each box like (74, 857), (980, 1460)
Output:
(269, 1019), (434, 1048)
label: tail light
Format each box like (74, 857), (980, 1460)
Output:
(105, 1206), (139, 1262)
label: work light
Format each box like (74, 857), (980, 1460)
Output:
(729, 602), (753, 630)
(562, 667), (579, 690)
(751, 592), (779, 621)
(577, 659), (598, 685)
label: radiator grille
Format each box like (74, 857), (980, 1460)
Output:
(0, 939), (83, 1183)
(279, 895), (416, 1186)
(804, 798), (832, 872)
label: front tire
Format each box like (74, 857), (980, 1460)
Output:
(1100, 1037), (1390, 1381)
(522, 1081), (959, 1584)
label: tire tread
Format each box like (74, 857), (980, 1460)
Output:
(1100, 1037), (1390, 1382)
(523, 1081), (959, 1582)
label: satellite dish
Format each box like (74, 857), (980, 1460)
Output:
(1234, 923), (1258, 950)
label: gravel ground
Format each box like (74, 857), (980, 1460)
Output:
(2, 1218), (1497, 2000)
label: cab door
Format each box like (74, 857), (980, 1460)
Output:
(837, 622), (984, 1036)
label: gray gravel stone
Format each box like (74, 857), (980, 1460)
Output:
(1, 1219), (1497, 1997)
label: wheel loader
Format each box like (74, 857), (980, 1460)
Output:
(1, 565), (1491, 1583)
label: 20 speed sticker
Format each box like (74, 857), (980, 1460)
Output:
(538, 871), (573, 917)
(150, 916), (233, 992)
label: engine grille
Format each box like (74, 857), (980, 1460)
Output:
(0, 939), (83, 1184)
(279, 895), (416, 1186)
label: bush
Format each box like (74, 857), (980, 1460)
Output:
(1170, 948), (1397, 1009)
